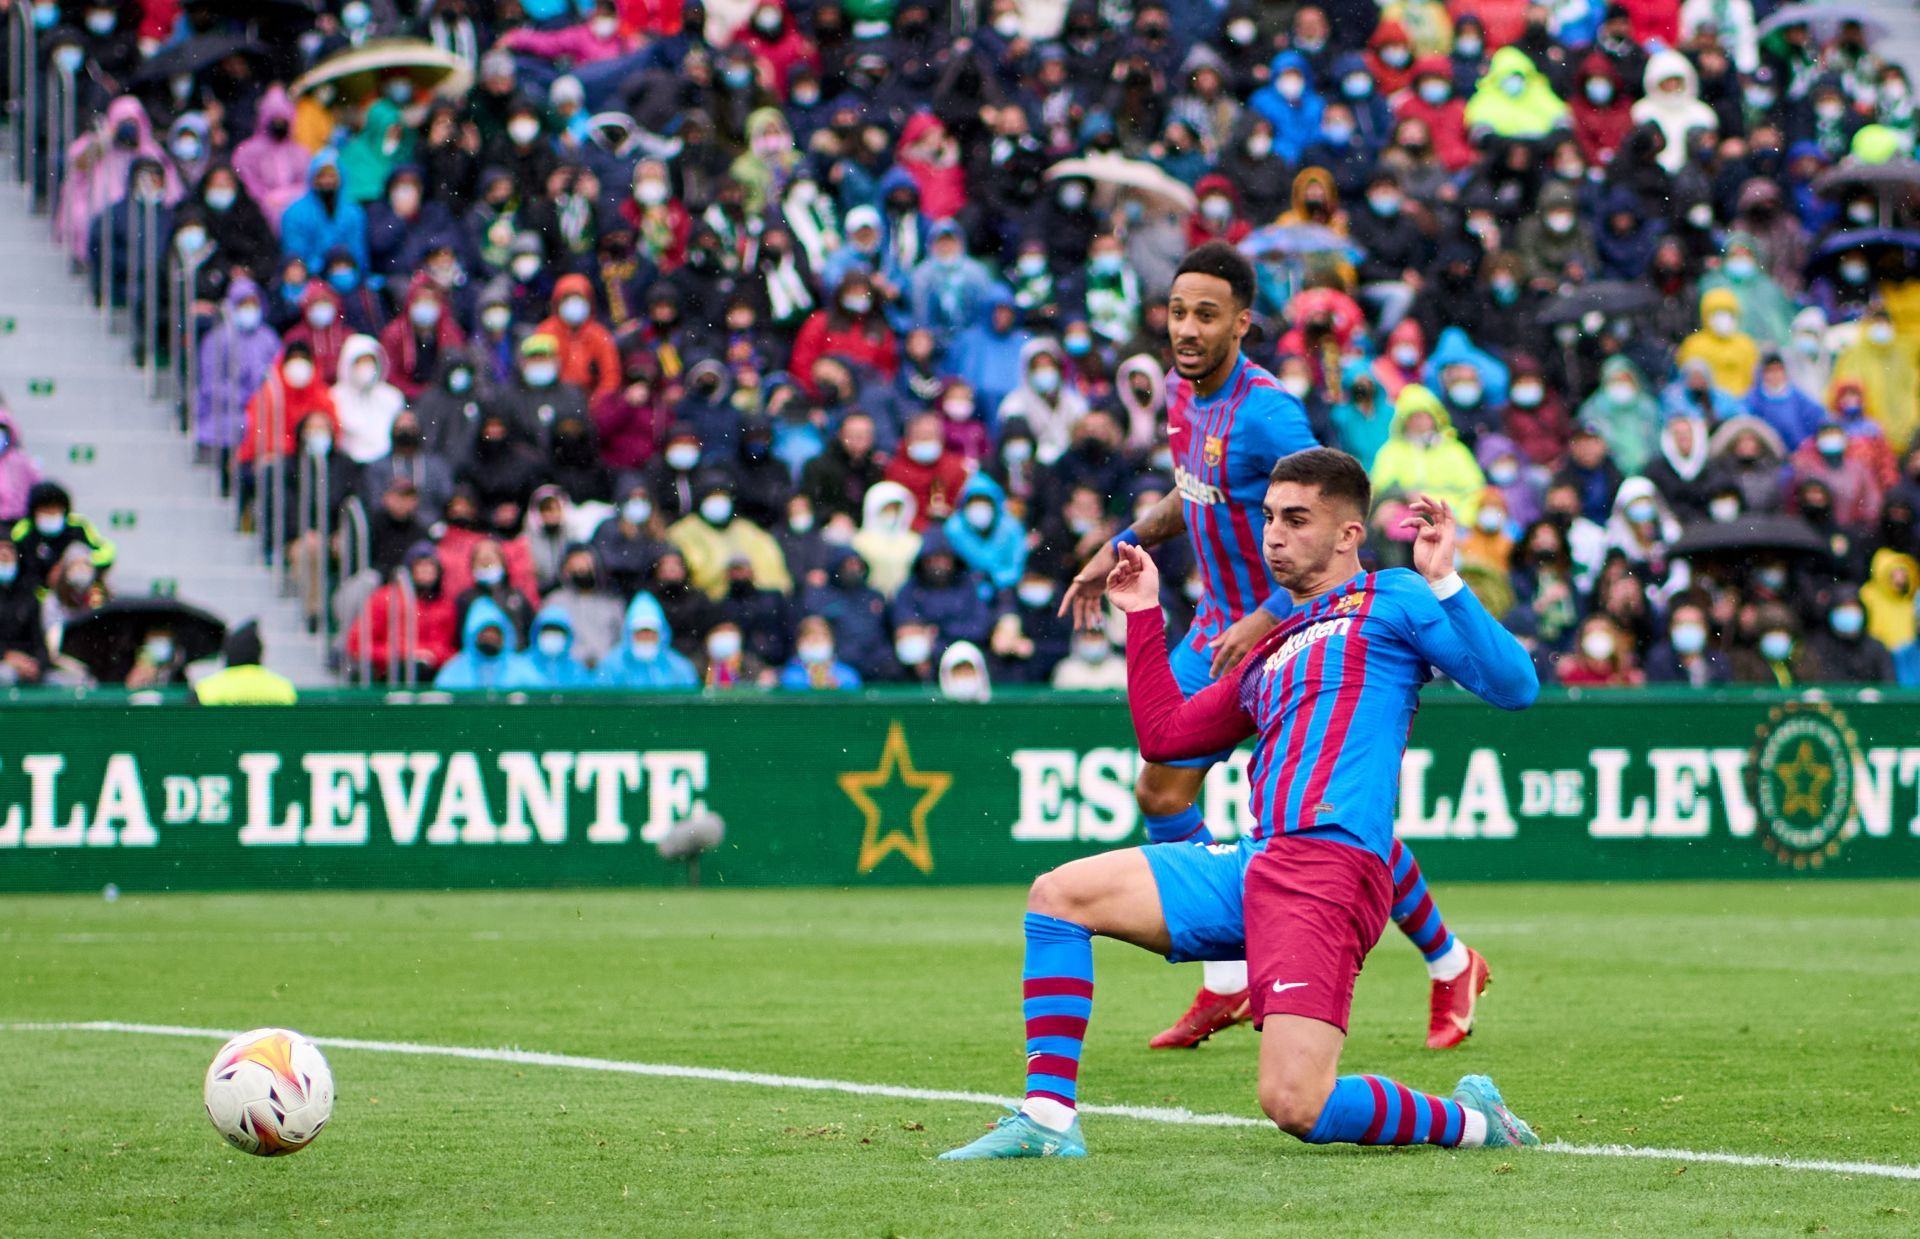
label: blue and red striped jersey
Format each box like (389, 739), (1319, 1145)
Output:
(1126, 570), (1539, 862)
(1167, 354), (1318, 652)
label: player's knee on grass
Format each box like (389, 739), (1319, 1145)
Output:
(1259, 1072), (1336, 1139)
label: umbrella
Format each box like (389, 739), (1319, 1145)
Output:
(129, 33), (266, 86)
(1670, 516), (1826, 560)
(1238, 224), (1356, 258)
(59, 599), (227, 684)
(289, 39), (473, 105)
(1043, 154), (1197, 215)
(1756, 5), (1886, 42)
(1537, 281), (1659, 325)
(1812, 160), (1920, 209)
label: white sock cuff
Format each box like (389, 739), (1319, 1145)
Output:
(1021, 1096), (1077, 1132)
(1458, 1107), (1488, 1148)
(1202, 959), (1249, 995)
(1427, 939), (1470, 982)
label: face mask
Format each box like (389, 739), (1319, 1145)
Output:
(1626, 499), (1657, 524)
(1016, 253), (1048, 277)
(906, 440), (943, 465)
(1381, 46), (1411, 69)
(1817, 102), (1846, 124)
(1322, 122), (1355, 145)
(1475, 507), (1504, 534)
(175, 228), (207, 254)
(524, 361), (558, 387)
(634, 176), (671, 207)
(351, 360), (379, 389)
(1278, 374), (1312, 399)
(707, 630), (742, 660)
(509, 118), (541, 145)
(1817, 433), (1847, 460)
(329, 270), (358, 293)
(963, 501), (995, 531)
(1606, 380), (1637, 406)
(1491, 278), (1517, 305)
(1003, 439), (1033, 464)
(1343, 74), (1371, 99)
(1031, 367), (1060, 396)
(1709, 311), (1738, 337)
(589, 14), (620, 37)
(1016, 582), (1053, 609)
(1832, 608), (1865, 638)
(792, 637), (834, 667)
(1585, 79), (1614, 106)
(1417, 80), (1450, 106)
(439, 365), (471, 393)
(1277, 75), (1305, 102)
(35, 513), (65, 537)
(557, 296), (592, 327)
(512, 256), (542, 283)
(943, 396), (975, 420)
(474, 564), (505, 588)
(1709, 497), (1741, 522)
(1686, 203), (1714, 230)
(1089, 254), (1124, 277)
(304, 430), (332, 457)
(1869, 322), (1896, 345)
(1390, 344), (1420, 369)
(145, 637), (175, 663)
(665, 444), (701, 471)
(1063, 334), (1091, 357)
(283, 358), (315, 389)
(724, 65), (753, 88)
(1759, 631), (1793, 661)
(700, 496), (734, 525)
(1756, 567), (1787, 592)
(1668, 623), (1705, 656)
(53, 45), (84, 74)
(1227, 18), (1255, 43)
(527, 628), (567, 659)
(0, 560), (14, 585)
(1447, 381), (1482, 407)
(1545, 212), (1575, 235)
(1073, 638), (1110, 664)
(1581, 630), (1615, 661)
(1510, 381), (1543, 409)
(1480, 461), (1518, 490)
(1501, 74), (1526, 98)
(1243, 131), (1274, 160)
(307, 302), (337, 329)
(409, 300), (442, 329)
(895, 634), (932, 665)
(1726, 255), (1757, 280)
(1294, 34), (1324, 52)
(631, 635), (660, 660)
(1848, 201), (1876, 226)
(841, 292), (872, 316)
(1840, 260), (1871, 286)
(201, 181), (242, 213)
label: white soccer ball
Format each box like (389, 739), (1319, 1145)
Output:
(203, 1028), (334, 1156)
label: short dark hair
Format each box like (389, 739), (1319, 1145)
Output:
(1174, 240), (1256, 310)
(1268, 448), (1372, 518)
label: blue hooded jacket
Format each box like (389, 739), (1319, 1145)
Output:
(800, 549), (893, 681)
(525, 605), (595, 688)
(946, 287), (1031, 416)
(889, 526), (996, 648)
(280, 149), (370, 275)
(434, 596), (547, 690)
(595, 592), (699, 689)
(1249, 51), (1326, 167)
(942, 473), (1029, 592)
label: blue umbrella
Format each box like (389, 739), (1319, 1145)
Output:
(1238, 224), (1361, 259)
(1812, 227), (1920, 259)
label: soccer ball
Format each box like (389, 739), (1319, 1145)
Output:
(203, 1028), (334, 1156)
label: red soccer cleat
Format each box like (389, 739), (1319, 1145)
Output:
(1148, 986), (1252, 1049)
(1426, 947), (1491, 1050)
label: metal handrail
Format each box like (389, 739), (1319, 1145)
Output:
(173, 245), (208, 443)
(43, 56), (74, 213)
(297, 444), (333, 649)
(386, 568), (419, 688)
(96, 190), (112, 329)
(10, 4), (38, 192)
(337, 495), (372, 683)
(140, 192), (159, 396)
(264, 380), (290, 581)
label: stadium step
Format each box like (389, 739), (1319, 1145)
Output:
(0, 161), (330, 686)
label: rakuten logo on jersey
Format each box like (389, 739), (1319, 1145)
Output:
(1173, 464), (1226, 507)
(1263, 617), (1352, 671)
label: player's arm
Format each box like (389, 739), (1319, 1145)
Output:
(1248, 385), (1320, 625)
(1397, 496), (1539, 711)
(1059, 491), (1188, 630)
(1110, 544), (1257, 761)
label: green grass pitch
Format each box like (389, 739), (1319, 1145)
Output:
(3, 882), (1918, 1236)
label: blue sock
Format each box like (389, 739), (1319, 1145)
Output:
(1143, 806), (1211, 845)
(1389, 840), (1456, 963)
(1302, 1075), (1466, 1146)
(1022, 913), (1094, 1110)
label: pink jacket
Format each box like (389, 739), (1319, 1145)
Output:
(497, 22), (637, 66)
(232, 87), (311, 231)
(57, 96), (180, 262)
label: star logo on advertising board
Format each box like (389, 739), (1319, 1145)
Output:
(1747, 702), (1860, 869)
(839, 720), (950, 876)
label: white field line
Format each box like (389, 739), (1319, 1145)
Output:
(9, 1020), (1919, 1183)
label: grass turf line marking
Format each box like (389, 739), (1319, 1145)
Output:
(11, 1020), (1919, 1183)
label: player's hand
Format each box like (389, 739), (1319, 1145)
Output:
(1104, 543), (1161, 614)
(1059, 541), (1118, 629)
(1207, 607), (1278, 677)
(1398, 494), (1457, 585)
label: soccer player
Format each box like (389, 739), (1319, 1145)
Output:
(1060, 242), (1487, 1051)
(942, 453), (1541, 1159)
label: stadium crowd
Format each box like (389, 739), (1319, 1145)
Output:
(4, 0), (1920, 692)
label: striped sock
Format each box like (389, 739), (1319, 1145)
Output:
(1389, 840), (1462, 977)
(1302, 1075), (1468, 1146)
(1021, 913), (1094, 1126)
(1143, 807), (1212, 844)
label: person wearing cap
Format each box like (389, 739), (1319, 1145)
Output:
(537, 274), (622, 401)
(821, 204), (890, 291)
(667, 471), (793, 600)
(486, 333), (589, 450)
(193, 622), (298, 705)
(908, 219), (997, 339)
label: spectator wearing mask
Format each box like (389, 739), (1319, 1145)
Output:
(1792, 421), (1885, 532)
(525, 606), (594, 687)
(377, 284), (465, 402)
(1705, 416), (1789, 515)
(409, 358), (484, 463)
(232, 86), (309, 228)
(547, 412), (615, 506)
(1572, 52), (1633, 164)
(538, 274), (623, 402)
(1807, 586), (1893, 683)
(775, 494), (837, 591)
(1050, 624), (1128, 690)
(588, 482), (668, 598)
(883, 413), (970, 532)
(909, 220), (998, 340)
(790, 271), (900, 397)
(1601, 477), (1691, 609)
(998, 340), (1089, 465)
(700, 619), (776, 690)
(360, 407), (455, 526)
(1861, 548), (1919, 681)
(946, 291), (1031, 416)
(594, 592), (699, 689)
(457, 411), (544, 517)
(1514, 182), (1597, 289)
(346, 542), (460, 680)
(0, 540), (46, 687)
(454, 537), (539, 646)
(779, 615), (863, 691)
(1644, 411), (1715, 523)
(1700, 234), (1796, 348)
(331, 335), (406, 465)
(1645, 600), (1732, 686)
(1576, 357), (1661, 476)
(546, 545), (626, 669)
(1745, 353), (1826, 451)
(40, 544), (108, 655)
(1395, 56), (1474, 170)
(284, 284), (352, 385)
(0, 407), (43, 525)
(1558, 615), (1645, 686)
(1475, 433), (1542, 528)
(1459, 486), (1516, 575)
(667, 473), (793, 600)
(1249, 51), (1325, 166)
(593, 353), (670, 476)
(1832, 309), (1919, 453)
(494, 334), (591, 452)
(939, 640), (993, 701)
(1463, 47), (1569, 140)
(800, 413), (885, 525)
(1501, 355), (1571, 469)
(732, 418), (793, 530)
(1732, 605), (1816, 687)
(435, 597), (546, 690)
(280, 150), (369, 276)
(1676, 289), (1760, 397)
(197, 280), (282, 473)
(11, 481), (115, 590)
(1830, 381), (1899, 491)
(1368, 383), (1487, 542)
(1331, 370), (1393, 470)
(802, 549), (892, 682)
(891, 527), (995, 653)
(1630, 50), (1718, 175)
(944, 474), (1027, 594)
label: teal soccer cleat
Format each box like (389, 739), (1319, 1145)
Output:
(938, 1110), (1088, 1161)
(1452, 1074), (1541, 1149)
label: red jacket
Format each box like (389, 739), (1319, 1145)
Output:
(738, 2), (820, 97)
(883, 450), (971, 531)
(238, 360), (340, 465)
(537, 274), (623, 402)
(1571, 53), (1633, 165)
(346, 581), (459, 676)
(437, 529), (541, 604)
(1394, 58), (1475, 171)
(1365, 21), (1418, 97)
(789, 309), (899, 396)
(896, 114), (967, 221)
(283, 285), (351, 384)
(378, 284), (467, 401)
(1448, 0), (1530, 48)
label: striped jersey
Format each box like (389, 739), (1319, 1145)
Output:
(1167, 354), (1317, 653)
(1127, 569), (1538, 863)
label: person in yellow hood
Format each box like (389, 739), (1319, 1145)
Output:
(1275, 166), (1354, 286)
(1675, 288), (1759, 396)
(1831, 308), (1920, 452)
(1368, 384), (1486, 558)
(1463, 47), (1569, 139)
(1860, 548), (1918, 657)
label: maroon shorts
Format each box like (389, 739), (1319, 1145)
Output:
(1244, 833), (1393, 1032)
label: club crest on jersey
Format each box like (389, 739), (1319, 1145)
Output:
(1203, 435), (1224, 467)
(1332, 592), (1366, 616)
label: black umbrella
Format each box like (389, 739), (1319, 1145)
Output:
(130, 33), (267, 86)
(1811, 162), (1920, 226)
(59, 599), (227, 684)
(1537, 282), (1660, 325)
(1670, 516), (1826, 559)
